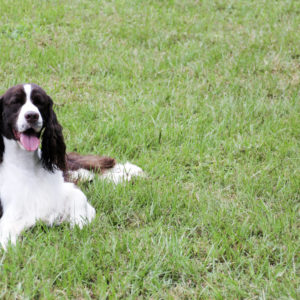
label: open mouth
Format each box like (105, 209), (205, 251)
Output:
(13, 128), (41, 152)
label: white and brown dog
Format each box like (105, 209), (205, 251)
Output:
(0, 83), (144, 249)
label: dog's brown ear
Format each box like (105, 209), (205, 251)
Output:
(41, 96), (66, 172)
(0, 95), (4, 164)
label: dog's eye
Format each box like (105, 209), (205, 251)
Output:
(32, 96), (43, 106)
(10, 97), (22, 105)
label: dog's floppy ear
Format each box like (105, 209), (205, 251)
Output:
(0, 95), (4, 164)
(41, 96), (66, 172)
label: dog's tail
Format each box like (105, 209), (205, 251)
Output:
(66, 152), (145, 184)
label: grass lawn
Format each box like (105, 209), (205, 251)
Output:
(0, 0), (299, 298)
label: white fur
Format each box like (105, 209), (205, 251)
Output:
(68, 163), (145, 184)
(68, 163), (146, 184)
(17, 84), (43, 133)
(68, 168), (95, 182)
(100, 162), (146, 184)
(0, 138), (95, 249)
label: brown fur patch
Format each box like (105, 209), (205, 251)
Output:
(66, 152), (116, 174)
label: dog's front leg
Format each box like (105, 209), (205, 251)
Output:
(62, 183), (96, 229)
(0, 213), (35, 250)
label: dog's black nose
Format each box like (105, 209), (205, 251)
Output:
(25, 111), (39, 123)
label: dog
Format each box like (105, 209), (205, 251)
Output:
(0, 83), (144, 249)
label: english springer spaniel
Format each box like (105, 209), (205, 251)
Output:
(0, 83), (144, 249)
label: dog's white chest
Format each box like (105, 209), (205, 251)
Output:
(0, 138), (65, 222)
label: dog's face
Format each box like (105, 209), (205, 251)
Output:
(1, 84), (50, 151)
(0, 84), (66, 171)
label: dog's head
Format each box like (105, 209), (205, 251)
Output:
(0, 84), (66, 171)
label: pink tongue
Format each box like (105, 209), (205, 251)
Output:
(20, 133), (40, 151)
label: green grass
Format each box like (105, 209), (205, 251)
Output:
(0, 0), (299, 298)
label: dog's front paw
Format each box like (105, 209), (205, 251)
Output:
(70, 203), (95, 229)
(0, 225), (17, 250)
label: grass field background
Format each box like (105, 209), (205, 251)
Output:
(0, 0), (299, 298)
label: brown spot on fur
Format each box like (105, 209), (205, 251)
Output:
(66, 152), (116, 174)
